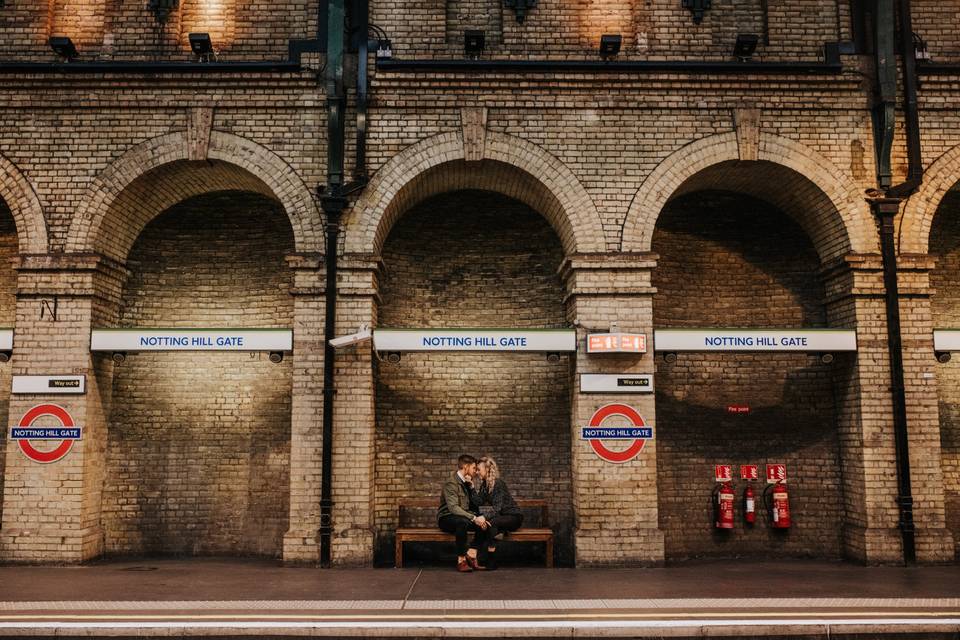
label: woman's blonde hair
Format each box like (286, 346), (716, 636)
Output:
(478, 455), (499, 493)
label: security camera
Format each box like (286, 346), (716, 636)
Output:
(329, 327), (373, 349)
(936, 351), (952, 364)
(111, 351), (127, 365)
(269, 351), (284, 364)
(0, 351), (10, 363)
(385, 351), (402, 364)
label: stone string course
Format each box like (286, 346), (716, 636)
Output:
(0, 1), (957, 566)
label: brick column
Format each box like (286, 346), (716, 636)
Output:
(0, 254), (125, 563)
(330, 254), (379, 566)
(561, 253), (665, 566)
(824, 253), (954, 563)
(897, 254), (955, 562)
(283, 253), (325, 564)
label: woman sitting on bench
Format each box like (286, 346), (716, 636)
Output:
(474, 455), (524, 570)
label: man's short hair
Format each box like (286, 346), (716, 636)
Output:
(457, 454), (477, 469)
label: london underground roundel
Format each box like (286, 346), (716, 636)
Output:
(10, 404), (82, 464)
(580, 403), (652, 464)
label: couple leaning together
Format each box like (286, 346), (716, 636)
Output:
(437, 454), (522, 572)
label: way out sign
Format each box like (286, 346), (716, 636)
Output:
(581, 403), (652, 464)
(9, 404), (82, 464)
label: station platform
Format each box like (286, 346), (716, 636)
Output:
(0, 558), (958, 638)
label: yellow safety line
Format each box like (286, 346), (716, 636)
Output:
(0, 611), (958, 622)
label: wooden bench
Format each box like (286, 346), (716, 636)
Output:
(394, 498), (554, 568)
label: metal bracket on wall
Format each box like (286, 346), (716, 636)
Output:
(39, 297), (58, 322)
(504, 0), (537, 23)
(148, 0), (179, 23)
(682, 0), (711, 24)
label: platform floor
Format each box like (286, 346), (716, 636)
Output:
(0, 558), (958, 638)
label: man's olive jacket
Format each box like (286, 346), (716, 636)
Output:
(437, 471), (477, 521)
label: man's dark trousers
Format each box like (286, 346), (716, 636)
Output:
(438, 515), (489, 555)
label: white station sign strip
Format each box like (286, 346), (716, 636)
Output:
(0, 329), (11, 351)
(654, 329), (857, 352)
(90, 329), (293, 352)
(12, 375), (86, 395)
(374, 329), (577, 352)
(580, 374), (654, 394)
(934, 330), (960, 352)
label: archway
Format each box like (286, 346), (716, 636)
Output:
(0, 198), (17, 523)
(651, 162), (851, 561)
(373, 187), (574, 566)
(86, 155), (298, 557)
(927, 181), (960, 560)
(100, 189), (294, 556)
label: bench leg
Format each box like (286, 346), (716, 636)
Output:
(395, 537), (403, 568)
(545, 537), (554, 568)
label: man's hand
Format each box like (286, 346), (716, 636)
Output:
(473, 515), (489, 529)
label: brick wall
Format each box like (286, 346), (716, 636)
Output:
(929, 187), (960, 559)
(0, 202), (14, 521)
(374, 0), (840, 60)
(0, 0), (314, 61)
(100, 191), (294, 557)
(912, 0), (960, 63)
(374, 189), (573, 565)
(652, 190), (844, 560)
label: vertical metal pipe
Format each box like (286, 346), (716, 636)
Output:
(873, 198), (917, 565)
(319, 0), (347, 569)
(897, 0), (923, 184)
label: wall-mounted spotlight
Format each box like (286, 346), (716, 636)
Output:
(269, 351), (284, 364)
(385, 351), (402, 364)
(733, 33), (759, 61)
(464, 30), (485, 59)
(111, 351), (127, 365)
(189, 32), (215, 61)
(819, 352), (835, 365)
(936, 351), (952, 364)
(0, 351), (11, 363)
(662, 352), (678, 364)
(599, 34), (622, 59)
(546, 352), (561, 363)
(49, 36), (79, 61)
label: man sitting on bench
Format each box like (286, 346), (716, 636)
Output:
(438, 454), (489, 572)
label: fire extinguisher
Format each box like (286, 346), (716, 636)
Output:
(743, 484), (756, 525)
(714, 482), (735, 529)
(764, 481), (791, 529)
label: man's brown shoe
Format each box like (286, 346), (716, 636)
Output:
(466, 556), (486, 571)
(457, 559), (472, 572)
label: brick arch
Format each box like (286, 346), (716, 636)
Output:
(344, 131), (606, 255)
(67, 131), (321, 260)
(621, 132), (876, 262)
(900, 144), (960, 254)
(0, 153), (48, 254)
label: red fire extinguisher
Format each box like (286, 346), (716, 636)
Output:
(714, 482), (735, 529)
(743, 484), (756, 525)
(765, 481), (791, 529)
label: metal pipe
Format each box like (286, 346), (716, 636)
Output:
(897, 0), (923, 184)
(354, 3), (369, 181)
(872, 198), (917, 565)
(0, 61), (301, 73)
(319, 0), (347, 569)
(375, 58), (842, 74)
